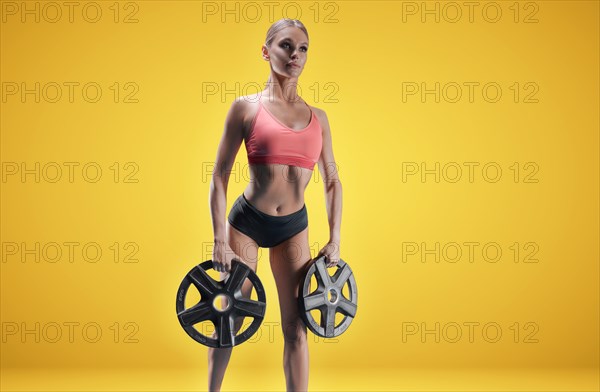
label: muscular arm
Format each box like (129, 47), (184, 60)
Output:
(209, 99), (246, 243)
(316, 110), (342, 244)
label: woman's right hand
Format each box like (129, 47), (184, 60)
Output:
(212, 240), (235, 273)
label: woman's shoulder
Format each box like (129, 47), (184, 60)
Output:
(307, 103), (329, 130)
(233, 93), (261, 108)
(232, 94), (262, 135)
(307, 103), (325, 115)
(233, 93), (263, 114)
(229, 94), (258, 116)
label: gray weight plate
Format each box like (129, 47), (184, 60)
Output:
(176, 259), (266, 348)
(298, 255), (358, 338)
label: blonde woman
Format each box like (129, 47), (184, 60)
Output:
(208, 18), (342, 392)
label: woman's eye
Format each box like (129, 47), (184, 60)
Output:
(281, 43), (307, 52)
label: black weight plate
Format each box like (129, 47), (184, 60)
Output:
(298, 255), (358, 338)
(176, 259), (266, 348)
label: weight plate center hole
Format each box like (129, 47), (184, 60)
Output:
(327, 288), (339, 304)
(212, 293), (232, 312)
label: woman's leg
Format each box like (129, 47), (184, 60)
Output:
(207, 221), (259, 392)
(269, 226), (311, 392)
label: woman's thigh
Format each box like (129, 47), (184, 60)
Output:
(209, 221), (261, 334)
(226, 220), (259, 273)
(220, 221), (259, 306)
(269, 226), (312, 342)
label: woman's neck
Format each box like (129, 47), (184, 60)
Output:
(264, 76), (301, 104)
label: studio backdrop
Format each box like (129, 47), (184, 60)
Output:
(1, 1), (598, 391)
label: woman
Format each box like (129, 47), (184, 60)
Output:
(208, 18), (342, 392)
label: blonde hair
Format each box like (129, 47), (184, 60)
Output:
(265, 18), (309, 48)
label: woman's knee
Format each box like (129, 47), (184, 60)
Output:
(281, 318), (308, 344)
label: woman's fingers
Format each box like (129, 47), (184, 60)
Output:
(213, 261), (226, 273)
(324, 254), (339, 268)
(212, 257), (236, 274)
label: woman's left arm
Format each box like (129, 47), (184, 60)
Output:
(316, 109), (343, 268)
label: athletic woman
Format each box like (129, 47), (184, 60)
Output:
(208, 18), (342, 392)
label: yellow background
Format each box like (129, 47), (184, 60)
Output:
(1, 0), (598, 391)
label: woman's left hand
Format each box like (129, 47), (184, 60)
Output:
(317, 240), (340, 268)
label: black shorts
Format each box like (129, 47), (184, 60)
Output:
(227, 193), (308, 248)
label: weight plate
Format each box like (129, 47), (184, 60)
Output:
(176, 259), (266, 348)
(298, 255), (358, 338)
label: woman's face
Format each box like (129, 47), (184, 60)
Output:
(264, 27), (309, 78)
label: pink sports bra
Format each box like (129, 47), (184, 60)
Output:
(245, 99), (323, 170)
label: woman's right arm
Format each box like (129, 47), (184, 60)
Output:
(209, 99), (246, 272)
